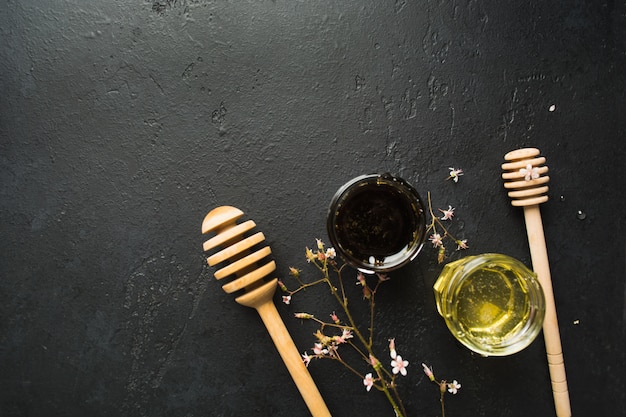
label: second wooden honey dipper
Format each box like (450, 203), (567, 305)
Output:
(202, 206), (332, 417)
(502, 148), (571, 417)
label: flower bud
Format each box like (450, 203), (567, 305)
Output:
(388, 338), (397, 359)
(422, 363), (435, 382)
(370, 354), (382, 370)
(362, 286), (372, 300)
(437, 246), (446, 264)
(305, 247), (316, 262)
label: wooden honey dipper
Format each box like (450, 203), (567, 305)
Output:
(502, 148), (571, 417)
(201, 206), (332, 417)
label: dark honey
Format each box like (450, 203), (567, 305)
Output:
(327, 174), (426, 272)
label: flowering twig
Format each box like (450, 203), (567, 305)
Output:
(425, 192), (468, 264)
(280, 239), (408, 417)
(422, 363), (461, 417)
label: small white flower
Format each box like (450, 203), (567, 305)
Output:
(391, 355), (409, 376)
(447, 380), (461, 394)
(456, 239), (468, 250)
(302, 352), (311, 367)
(447, 167), (463, 182)
(363, 373), (374, 392)
(282, 295), (291, 305)
(519, 164), (540, 181)
(325, 247), (336, 259)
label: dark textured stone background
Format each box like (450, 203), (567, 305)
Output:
(1, 1), (624, 416)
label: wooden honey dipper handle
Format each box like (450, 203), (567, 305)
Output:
(202, 206), (332, 417)
(256, 300), (332, 417)
(235, 280), (332, 417)
(502, 149), (571, 417)
(523, 206), (571, 416)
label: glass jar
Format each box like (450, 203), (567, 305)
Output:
(433, 253), (545, 356)
(327, 173), (426, 273)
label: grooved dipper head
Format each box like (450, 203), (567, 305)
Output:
(502, 148), (550, 207)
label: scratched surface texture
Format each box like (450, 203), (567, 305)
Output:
(1, 1), (624, 416)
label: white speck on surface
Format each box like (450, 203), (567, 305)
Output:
(549, 104), (556, 112)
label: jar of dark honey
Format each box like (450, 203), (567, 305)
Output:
(327, 173), (427, 273)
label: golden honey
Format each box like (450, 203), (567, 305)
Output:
(434, 254), (545, 356)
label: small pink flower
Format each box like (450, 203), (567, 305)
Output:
(447, 380), (461, 394)
(282, 295), (291, 305)
(313, 343), (328, 356)
(456, 239), (468, 250)
(429, 233), (443, 248)
(439, 206), (455, 221)
(334, 329), (353, 344)
(391, 355), (409, 376)
(302, 352), (311, 367)
(340, 328), (353, 342)
(363, 373), (374, 392)
(388, 338), (397, 359)
(294, 312), (313, 319)
(520, 164), (540, 181)
(330, 312), (340, 324)
(422, 363), (435, 381)
(448, 167), (463, 182)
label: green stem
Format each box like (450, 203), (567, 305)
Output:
(372, 365), (405, 417)
(440, 389), (446, 417)
(368, 290), (375, 346)
(289, 278), (328, 295)
(332, 267), (371, 350)
(305, 257), (407, 417)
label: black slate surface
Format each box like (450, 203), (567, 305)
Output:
(1, 1), (624, 416)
